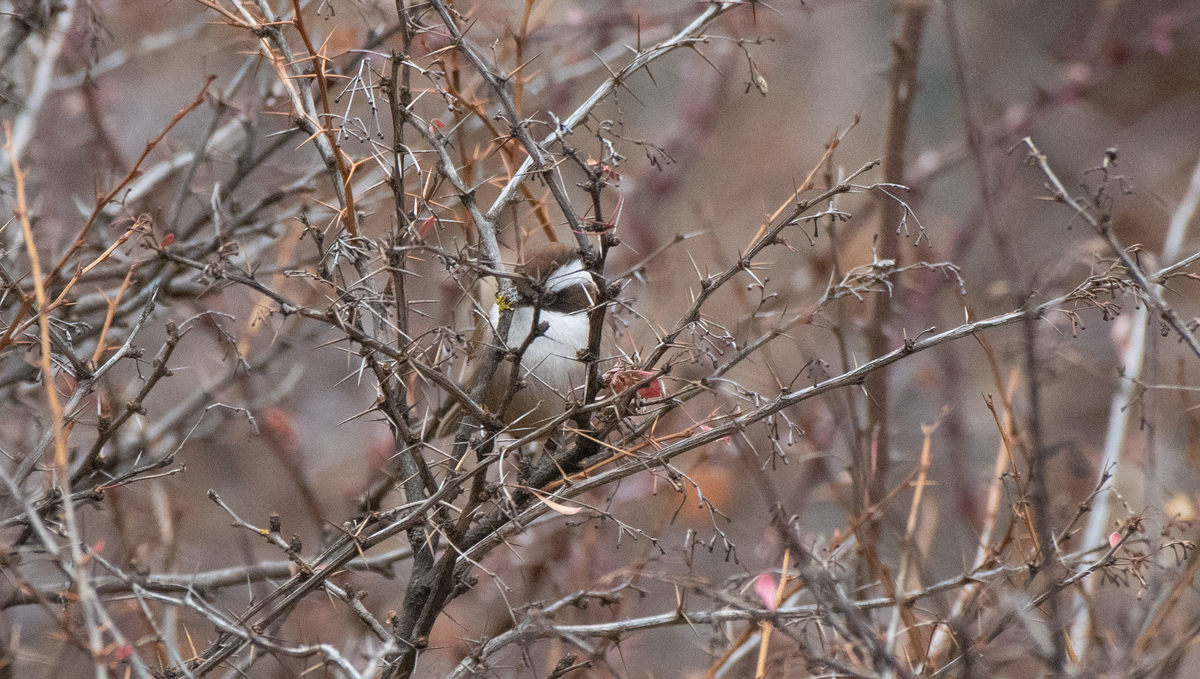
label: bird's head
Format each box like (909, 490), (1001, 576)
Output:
(511, 242), (597, 315)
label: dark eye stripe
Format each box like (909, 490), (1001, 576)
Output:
(544, 283), (595, 313)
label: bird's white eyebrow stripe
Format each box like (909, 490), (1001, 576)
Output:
(545, 258), (593, 292)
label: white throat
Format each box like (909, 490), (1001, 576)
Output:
(488, 294), (592, 424)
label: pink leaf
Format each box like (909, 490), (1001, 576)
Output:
(637, 379), (662, 399)
(755, 572), (778, 610)
(1109, 531), (1122, 549)
(606, 369), (661, 399)
(418, 215), (436, 240)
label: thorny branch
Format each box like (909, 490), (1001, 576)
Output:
(2, 2), (1199, 679)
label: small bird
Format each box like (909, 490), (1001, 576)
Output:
(442, 242), (599, 439)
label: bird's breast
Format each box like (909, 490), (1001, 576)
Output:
(487, 305), (591, 427)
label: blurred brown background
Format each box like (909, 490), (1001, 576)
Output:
(3, 0), (1200, 677)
